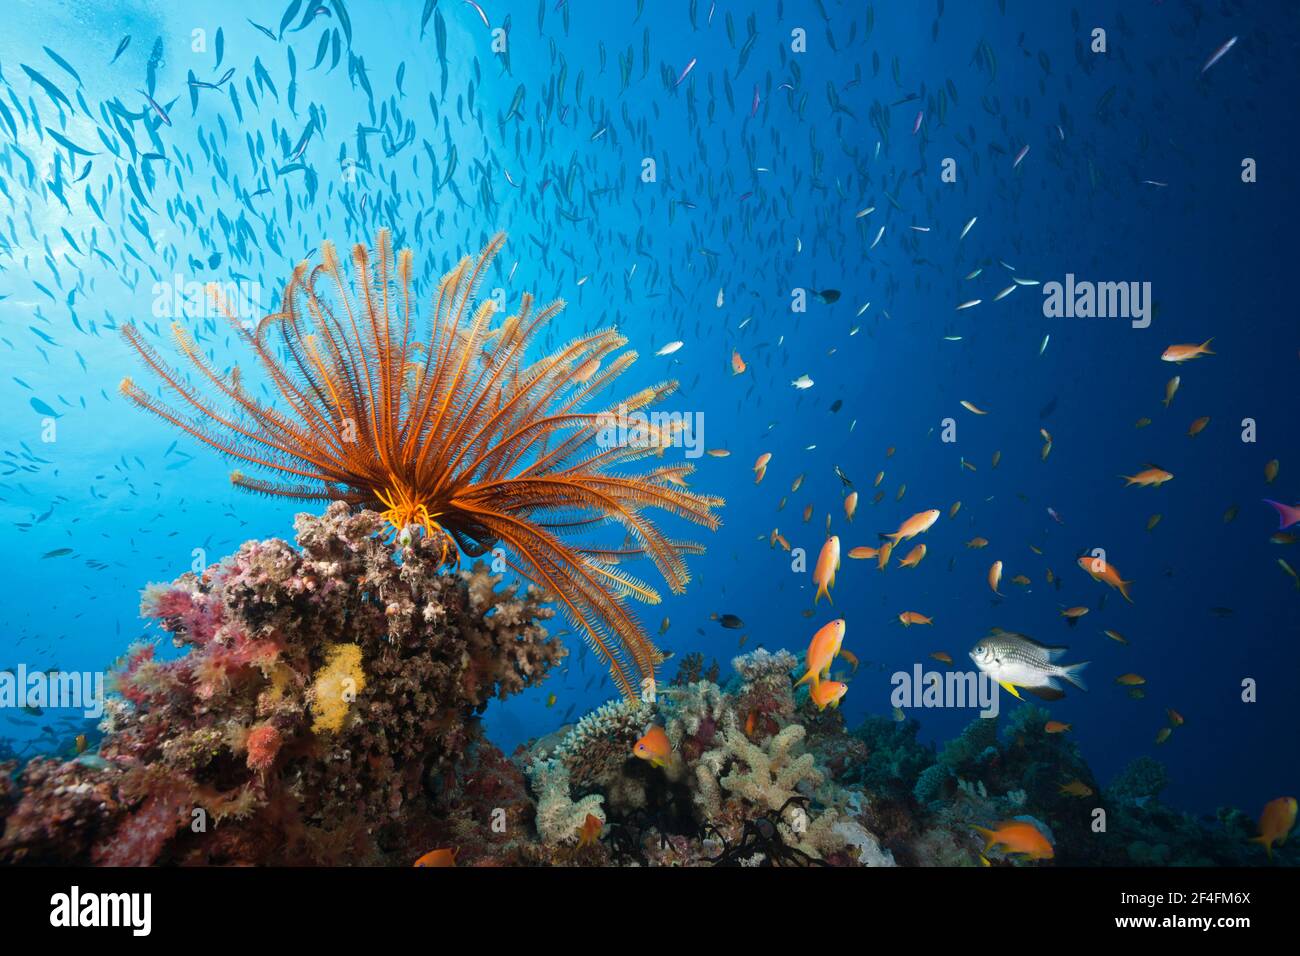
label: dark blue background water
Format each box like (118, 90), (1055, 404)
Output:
(1, 0), (1296, 818)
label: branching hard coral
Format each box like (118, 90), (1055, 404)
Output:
(531, 759), (605, 847)
(696, 714), (823, 820)
(119, 229), (723, 700)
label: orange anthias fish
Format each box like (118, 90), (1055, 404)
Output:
(899, 543), (927, 568)
(876, 540), (893, 570)
(577, 812), (603, 848)
(810, 679), (848, 711)
(632, 725), (673, 768)
(972, 820), (1054, 861)
(880, 508), (940, 545)
(848, 545), (878, 560)
(1161, 338), (1214, 363)
(414, 848), (458, 867)
(988, 560), (1003, 596)
(754, 452), (771, 484)
(844, 491), (858, 522)
(899, 611), (933, 627)
(812, 535), (841, 604)
(1249, 797), (1297, 859)
(795, 618), (847, 690)
(1044, 721), (1071, 734)
(1077, 555), (1134, 603)
(1121, 466), (1174, 488)
(731, 349), (747, 375)
(1059, 779), (1094, 798)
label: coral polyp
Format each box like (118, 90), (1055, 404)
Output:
(119, 231), (723, 699)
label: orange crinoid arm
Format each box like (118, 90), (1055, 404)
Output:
(119, 230), (723, 699)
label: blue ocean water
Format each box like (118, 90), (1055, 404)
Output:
(0, 0), (1295, 821)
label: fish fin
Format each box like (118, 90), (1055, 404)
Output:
(1019, 635), (1066, 654)
(1060, 661), (1089, 692)
(998, 681), (1024, 701)
(1026, 685), (1065, 701)
(1201, 337), (1215, 354)
(1248, 836), (1272, 859)
(1118, 580), (1134, 603)
(1119, 475), (1135, 486)
(795, 669), (819, 690)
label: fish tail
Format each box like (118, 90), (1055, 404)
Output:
(1118, 580), (1134, 603)
(795, 669), (819, 690)
(970, 825), (997, 850)
(878, 530), (897, 543)
(1060, 661), (1089, 692)
(1248, 836), (1272, 860)
(1264, 499), (1300, 530)
(1200, 337), (1215, 354)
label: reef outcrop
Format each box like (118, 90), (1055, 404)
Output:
(0, 504), (563, 865)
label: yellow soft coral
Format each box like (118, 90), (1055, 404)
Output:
(309, 643), (366, 734)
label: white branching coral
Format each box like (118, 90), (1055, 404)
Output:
(530, 759), (605, 847)
(696, 715), (823, 817)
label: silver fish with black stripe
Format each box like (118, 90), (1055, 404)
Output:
(969, 630), (1088, 701)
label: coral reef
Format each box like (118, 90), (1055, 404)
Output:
(520, 648), (892, 865)
(0, 504), (563, 865)
(0, 529), (1287, 867)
